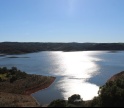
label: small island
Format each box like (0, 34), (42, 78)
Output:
(0, 67), (55, 107)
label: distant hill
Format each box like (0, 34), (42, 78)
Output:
(0, 42), (124, 54)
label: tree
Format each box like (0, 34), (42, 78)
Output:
(0, 77), (2, 82)
(1, 67), (7, 74)
(11, 67), (17, 71)
(10, 76), (17, 83)
(48, 99), (66, 107)
(9, 67), (18, 75)
(90, 96), (100, 107)
(99, 77), (124, 107)
(68, 94), (84, 106)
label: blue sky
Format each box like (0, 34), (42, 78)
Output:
(0, 0), (124, 42)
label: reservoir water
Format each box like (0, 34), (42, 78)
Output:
(0, 51), (124, 105)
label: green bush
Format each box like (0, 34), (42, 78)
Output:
(48, 99), (66, 107)
(10, 76), (17, 83)
(99, 77), (124, 107)
(68, 94), (83, 105)
(90, 96), (100, 107)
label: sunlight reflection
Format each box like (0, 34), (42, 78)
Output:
(52, 51), (101, 78)
(51, 51), (102, 100)
(57, 78), (99, 100)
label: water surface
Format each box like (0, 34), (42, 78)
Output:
(0, 51), (124, 105)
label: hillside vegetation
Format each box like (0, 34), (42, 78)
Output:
(0, 67), (55, 107)
(0, 42), (124, 54)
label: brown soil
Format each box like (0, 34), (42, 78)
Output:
(107, 71), (124, 82)
(0, 74), (56, 95)
(23, 77), (55, 95)
(0, 92), (39, 107)
(0, 74), (56, 107)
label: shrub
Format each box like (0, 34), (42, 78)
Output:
(10, 76), (17, 83)
(48, 99), (66, 107)
(99, 77), (124, 107)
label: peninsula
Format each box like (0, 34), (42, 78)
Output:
(0, 67), (55, 107)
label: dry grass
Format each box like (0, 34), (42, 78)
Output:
(0, 72), (55, 107)
(0, 74), (55, 95)
(0, 92), (39, 107)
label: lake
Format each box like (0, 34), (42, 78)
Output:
(0, 51), (124, 105)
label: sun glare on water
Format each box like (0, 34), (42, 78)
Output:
(51, 51), (102, 100)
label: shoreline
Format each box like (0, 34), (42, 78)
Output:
(30, 77), (56, 107)
(31, 95), (41, 107)
(23, 77), (56, 95)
